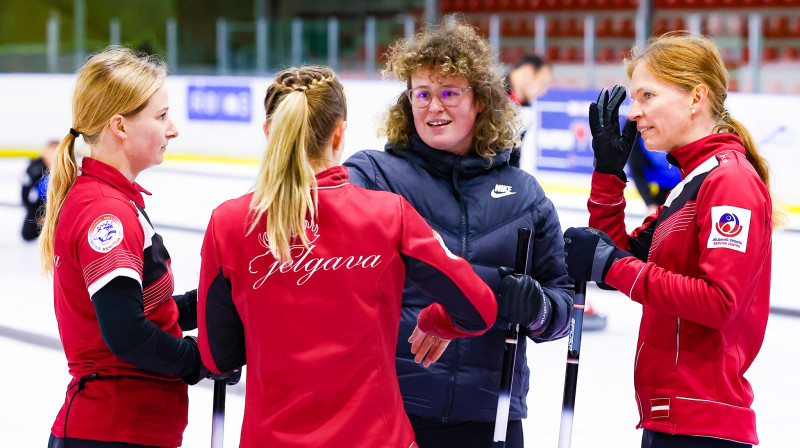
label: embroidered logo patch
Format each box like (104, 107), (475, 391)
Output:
(708, 206), (750, 253)
(650, 398), (670, 418)
(432, 230), (458, 260)
(87, 214), (124, 253)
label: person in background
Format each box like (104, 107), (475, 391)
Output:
(506, 53), (553, 108)
(196, 65), (497, 448)
(345, 21), (573, 448)
(564, 32), (774, 447)
(505, 54), (608, 330)
(505, 53), (553, 169)
(20, 139), (57, 241)
(40, 46), (235, 448)
(628, 136), (682, 215)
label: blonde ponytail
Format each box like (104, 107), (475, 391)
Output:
(248, 66), (347, 263)
(39, 45), (167, 274)
(248, 90), (318, 262)
(39, 133), (80, 273)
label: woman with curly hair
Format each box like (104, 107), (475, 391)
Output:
(344, 20), (573, 448)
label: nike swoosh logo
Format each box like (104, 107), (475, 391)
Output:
(490, 191), (517, 198)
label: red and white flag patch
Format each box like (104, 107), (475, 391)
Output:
(650, 398), (670, 419)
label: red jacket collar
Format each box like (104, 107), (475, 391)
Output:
(666, 133), (744, 178)
(314, 165), (350, 188)
(79, 157), (151, 208)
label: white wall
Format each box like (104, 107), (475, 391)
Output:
(1, 73), (798, 210)
(0, 73), (403, 163)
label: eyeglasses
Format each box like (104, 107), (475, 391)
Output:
(406, 87), (473, 108)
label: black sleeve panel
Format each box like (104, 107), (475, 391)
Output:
(204, 269), (246, 372)
(92, 277), (201, 379)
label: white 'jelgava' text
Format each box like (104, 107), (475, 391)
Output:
(248, 225), (382, 288)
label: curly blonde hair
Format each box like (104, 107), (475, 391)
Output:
(379, 19), (519, 159)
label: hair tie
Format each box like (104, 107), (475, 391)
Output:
(69, 128), (80, 137)
(294, 88), (306, 93)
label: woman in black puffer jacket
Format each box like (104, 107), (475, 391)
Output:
(344, 19), (573, 448)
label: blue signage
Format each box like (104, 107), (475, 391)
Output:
(535, 88), (597, 174)
(187, 85), (251, 122)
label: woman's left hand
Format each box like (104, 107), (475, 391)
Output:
(408, 325), (451, 368)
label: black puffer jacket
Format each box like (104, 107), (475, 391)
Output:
(344, 135), (573, 422)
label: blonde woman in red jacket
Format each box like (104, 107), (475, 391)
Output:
(564, 33), (774, 447)
(196, 66), (497, 448)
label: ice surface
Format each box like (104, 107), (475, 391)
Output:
(0, 158), (796, 447)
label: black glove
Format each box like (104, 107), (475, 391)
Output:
(173, 289), (198, 331)
(210, 369), (242, 386)
(563, 227), (633, 284)
(496, 267), (551, 331)
(589, 85), (639, 181)
(181, 336), (242, 385)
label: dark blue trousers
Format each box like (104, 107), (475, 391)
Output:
(408, 414), (524, 448)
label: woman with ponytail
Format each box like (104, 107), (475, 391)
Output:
(195, 66), (497, 448)
(44, 46), (233, 448)
(563, 33), (773, 447)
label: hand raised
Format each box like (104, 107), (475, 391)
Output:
(588, 85), (638, 179)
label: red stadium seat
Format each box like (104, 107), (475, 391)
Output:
(789, 17), (800, 37)
(613, 18), (636, 37)
(741, 47), (749, 63)
(547, 46), (561, 62)
(467, 0), (482, 11)
(502, 19), (516, 37)
(482, 0), (500, 11)
(597, 46), (617, 63)
(763, 46), (778, 62)
(563, 47), (583, 62)
(653, 17), (670, 35)
(542, 0), (562, 9)
(672, 17), (686, 32)
(516, 19), (534, 37)
(618, 46), (632, 61)
(611, 0), (639, 9)
(450, 0), (467, 11)
(765, 16), (789, 38)
(501, 46), (525, 64)
(782, 46), (800, 61)
(510, 0), (529, 10)
(547, 18), (562, 37)
(596, 18), (613, 37)
(563, 18), (581, 37)
(719, 46), (736, 66)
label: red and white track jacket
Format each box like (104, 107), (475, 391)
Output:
(589, 133), (771, 444)
(197, 166), (496, 448)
